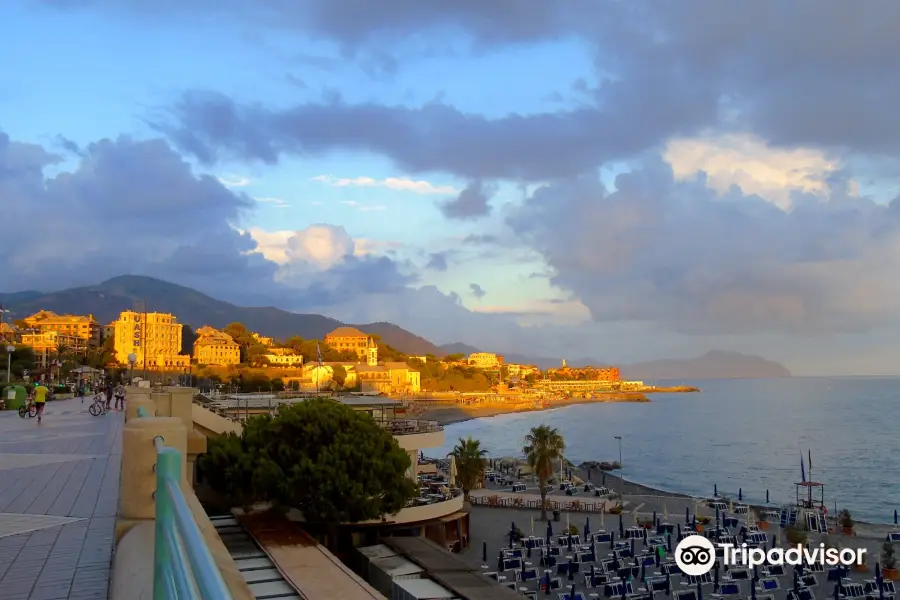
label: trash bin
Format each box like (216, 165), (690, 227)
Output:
(4, 385), (26, 410)
(553, 510), (561, 522)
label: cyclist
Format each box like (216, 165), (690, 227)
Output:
(33, 382), (50, 423)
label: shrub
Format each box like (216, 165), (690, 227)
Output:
(785, 526), (807, 545)
(883, 539), (896, 570)
(839, 509), (853, 528)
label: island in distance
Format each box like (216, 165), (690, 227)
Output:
(0, 275), (791, 379)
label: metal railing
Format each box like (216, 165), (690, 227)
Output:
(136, 407), (232, 600)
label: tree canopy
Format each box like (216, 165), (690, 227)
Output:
(451, 437), (488, 500)
(198, 398), (418, 523)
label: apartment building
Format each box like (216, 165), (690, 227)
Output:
(193, 326), (241, 366)
(324, 326), (371, 359)
(21, 331), (87, 370)
(22, 310), (100, 346)
(112, 310), (190, 368)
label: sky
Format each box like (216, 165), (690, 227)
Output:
(2, 1), (900, 375)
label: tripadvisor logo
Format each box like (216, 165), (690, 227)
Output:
(675, 535), (865, 576)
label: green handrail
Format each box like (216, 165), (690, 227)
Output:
(136, 407), (232, 599)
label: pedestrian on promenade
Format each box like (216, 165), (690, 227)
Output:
(114, 382), (125, 411)
(105, 380), (113, 410)
(33, 382), (49, 423)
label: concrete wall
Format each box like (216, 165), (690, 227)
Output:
(112, 387), (253, 600)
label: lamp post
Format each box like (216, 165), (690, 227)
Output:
(127, 353), (137, 384)
(5, 345), (14, 383)
(614, 435), (623, 503)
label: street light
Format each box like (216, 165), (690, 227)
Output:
(127, 353), (137, 384)
(5, 345), (14, 383)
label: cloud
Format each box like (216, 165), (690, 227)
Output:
(664, 133), (844, 209)
(439, 181), (495, 220)
(254, 196), (290, 208)
(469, 283), (486, 299)
(217, 174), (250, 187)
(426, 252), (451, 271)
(312, 174), (456, 194)
(507, 158), (900, 336)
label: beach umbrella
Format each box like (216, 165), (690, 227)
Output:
(568, 534), (573, 552)
(601, 509), (605, 530)
(621, 574), (628, 600)
(751, 578), (757, 600)
(610, 531), (615, 550)
(590, 543), (596, 562)
(545, 571), (552, 596)
(591, 564), (596, 586)
(677, 523), (682, 539)
(895, 510), (898, 525)
(619, 512), (625, 537)
(833, 583), (839, 600)
(766, 489), (770, 504)
(569, 582), (577, 600)
(630, 537), (636, 556)
(771, 534), (776, 547)
(713, 560), (720, 591)
(482, 541), (487, 563)
(667, 532), (673, 553)
(510, 521), (515, 548)
(568, 556), (575, 581)
(697, 580), (703, 600)
(612, 556), (620, 572)
(739, 488), (743, 501)
(716, 506), (720, 528)
(686, 507), (690, 524)
(643, 527), (648, 546)
(586, 517), (591, 537)
(714, 484), (718, 496)
(653, 510), (658, 527)
(692, 514), (697, 530)
(549, 520), (554, 538)
(665, 571), (671, 596)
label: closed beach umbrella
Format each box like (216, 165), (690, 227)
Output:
(482, 541), (487, 563)
(714, 484), (718, 496)
(549, 520), (554, 538)
(612, 556), (620, 572)
(677, 523), (683, 539)
(766, 489), (770, 504)
(833, 583), (840, 600)
(692, 514), (697, 530)
(585, 516), (591, 537)
(716, 506), (720, 528)
(591, 564), (596, 586)
(610, 531), (615, 549)
(568, 556), (575, 581)
(751, 579), (757, 600)
(665, 572), (671, 595)
(568, 534), (573, 552)
(739, 488), (743, 501)
(569, 582), (577, 600)
(713, 561), (720, 592)
(545, 571), (552, 596)
(630, 537), (635, 556)
(509, 521), (515, 548)
(643, 527), (648, 546)
(619, 512), (625, 537)
(590, 543), (596, 562)
(653, 510), (657, 527)
(686, 507), (690, 524)
(895, 510), (898, 525)
(697, 580), (703, 600)
(667, 533), (673, 553)
(771, 534), (776, 547)
(621, 575), (628, 600)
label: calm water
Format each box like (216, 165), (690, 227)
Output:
(434, 377), (899, 524)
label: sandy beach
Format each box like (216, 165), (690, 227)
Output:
(421, 392), (650, 425)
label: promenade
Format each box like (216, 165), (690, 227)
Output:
(0, 397), (122, 600)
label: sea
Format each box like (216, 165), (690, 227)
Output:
(432, 377), (899, 524)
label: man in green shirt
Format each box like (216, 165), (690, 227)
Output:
(33, 384), (49, 423)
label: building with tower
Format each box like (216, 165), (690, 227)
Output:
(111, 310), (190, 368)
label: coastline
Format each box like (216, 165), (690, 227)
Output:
(422, 392), (650, 425)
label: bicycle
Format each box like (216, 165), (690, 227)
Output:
(88, 395), (107, 416)
(18, 400), (37, 419)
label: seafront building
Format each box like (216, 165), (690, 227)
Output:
(20, 330), (87, 370)
(22, 309), (101, 346)
(111, 310), (190, 368)
(468, 352), (502, 368)
(324, 326), (372, 358)
(193, 326), (242, 366)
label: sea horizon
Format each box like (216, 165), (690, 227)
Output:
(433, 376), (900, 525)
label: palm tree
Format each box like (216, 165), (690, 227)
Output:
(450, 437), (488, 501)
(524, 424), (566, 521)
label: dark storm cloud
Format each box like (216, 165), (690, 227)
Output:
(439, 181), (494, 220)
(507, 159), (900, 335)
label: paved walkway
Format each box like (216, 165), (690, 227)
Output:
(0, 397), (122, 600)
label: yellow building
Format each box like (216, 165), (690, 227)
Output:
(23, 310), (100, 346)
(251, 332), (274, 347)
(355, 343), (420, 394)
(193, 326), (241, 366)
(467, 352), (500, 369)
(264, 353), (303, 367)
(112, 310), (190, 368)
(21, 331), (86, 370)
(103, 322), (116, 342)
(323, 326), (371, 359)
(0, 321), (19, 343)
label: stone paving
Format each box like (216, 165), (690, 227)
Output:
(0, 397), (122, 599)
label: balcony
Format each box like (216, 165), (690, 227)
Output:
(382, 419), (444, 451)
(356, 488), (464, 526)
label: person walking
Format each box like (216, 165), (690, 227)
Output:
(105, 380), (114, 411)
(114, 382), (125, 411)
(33, 382), (49, 423)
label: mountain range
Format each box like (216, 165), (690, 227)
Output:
(0, 275), (791, 378)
